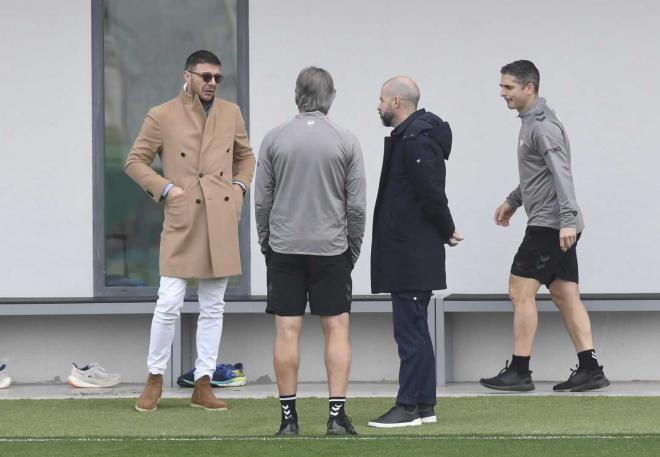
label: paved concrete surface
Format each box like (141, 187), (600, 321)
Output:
(2, 382), (660, 400)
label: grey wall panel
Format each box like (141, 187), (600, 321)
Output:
(0, 313), (400, 384)
(249, 0), (660, 295)
(449, 312), (660, 382)
(0, 315), (150, 384)
(0, 0), (93, 297)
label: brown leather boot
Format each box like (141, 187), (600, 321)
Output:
(135, 373), (162, 412)
(191, 375), (228, 411)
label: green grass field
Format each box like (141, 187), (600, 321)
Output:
(1, 397), (659, 456)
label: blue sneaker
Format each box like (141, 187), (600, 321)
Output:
(176, 368), (196, 387)
(177, 363), (246, 388)
(219, 362), (245, 377)
(211, 363), (247, 387)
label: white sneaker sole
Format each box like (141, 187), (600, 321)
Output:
(421, 415), (437, 424)
(0, 377), (10, 389)
(367, 418), (423, 428)
(67, 375), (117, 388)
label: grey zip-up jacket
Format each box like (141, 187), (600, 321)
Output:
(255, 111), (366, 263)
(506, 98), (584, 232)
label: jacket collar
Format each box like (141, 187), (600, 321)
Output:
(179, 85), (213, 116)
(391, 109), (426, 136)
(519, 97), (546, 119)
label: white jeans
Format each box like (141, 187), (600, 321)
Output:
(147, 276), (228, 381)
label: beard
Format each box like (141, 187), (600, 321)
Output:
(379, 110), (394, 127)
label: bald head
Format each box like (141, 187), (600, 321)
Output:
(378, 76), (421, 128)
(382, 76), (420, 109)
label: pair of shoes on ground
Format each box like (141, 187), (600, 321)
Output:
(177, 363), (247, 388)
(479, 360), (610, 392)
(276, 415), (358, 437)
(368, 404), (437, 428)
(0, 363), (11, 389)
(67, 362), (121, 388)
(135, 373), (228, 412)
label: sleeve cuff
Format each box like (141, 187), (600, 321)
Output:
(232, 180), (247, 196)
(162, 183), (174, 198)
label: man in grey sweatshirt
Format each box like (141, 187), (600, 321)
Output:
(255, 67), (366, 436)
(480, 60), (609, 393)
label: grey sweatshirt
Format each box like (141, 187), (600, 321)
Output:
(506, 98), (584, 232)
(255, 111), (367, 263)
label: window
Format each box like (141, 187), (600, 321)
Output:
(93, 0), (250, 296)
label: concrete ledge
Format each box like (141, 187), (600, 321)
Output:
(443, 300), (660, 312)
(0, 296), (395, 316)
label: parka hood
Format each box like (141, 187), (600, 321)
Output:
(394, 109), (452, 160)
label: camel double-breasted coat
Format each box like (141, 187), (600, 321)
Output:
(125, 89), (255, 278)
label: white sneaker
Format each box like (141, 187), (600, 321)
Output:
(0, 364), (11, 389)
(67, 362), (121, 388)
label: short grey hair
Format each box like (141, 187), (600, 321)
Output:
(295, 66), (336, 114)
(501, 60), (540, 93)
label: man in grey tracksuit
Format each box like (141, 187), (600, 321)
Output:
(479, 60), (609, 393)
(255, 66), (366, 436)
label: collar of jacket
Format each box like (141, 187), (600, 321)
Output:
(296, 110), (326, 119)
(518, 97), (546, 119)
(179, 87), (214, 116)
(391, 108), (426, 137)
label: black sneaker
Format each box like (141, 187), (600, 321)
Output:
(479, 360), (535, 391)
(418, 404), (437, 424)
(275, 418), (299, 437)
(553, 365), (610, 392)
(368, 405), (422, 428)
(327, 415), (357, 436)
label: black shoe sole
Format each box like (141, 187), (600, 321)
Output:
(479, 380), (535, 392)
(554, 378), (610, 393)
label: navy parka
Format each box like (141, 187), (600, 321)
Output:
(371, 109), (455, 293)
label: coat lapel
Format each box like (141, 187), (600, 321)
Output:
(200, 100), (216, 159)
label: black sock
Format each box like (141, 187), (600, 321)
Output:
(577, 349), (599, 370)
(329, 397), (346, 418)
(510, 354), (530, 375)
(279, 394), (297, 422)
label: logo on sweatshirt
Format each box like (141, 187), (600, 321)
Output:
(544, 146), (562, 154)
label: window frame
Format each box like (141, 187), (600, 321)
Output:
(92, 0), (251, 298)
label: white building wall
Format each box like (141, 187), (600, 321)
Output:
(248, 0), (660, 295)
(0, 0), (93, 297)
(1, 1), (659, 385)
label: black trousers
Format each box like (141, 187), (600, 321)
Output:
(392, 291), (436, 406)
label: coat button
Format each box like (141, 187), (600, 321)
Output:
(180, 152), (186, 157)
(196, 199), (201, 204)
(226, 147), (230, 153)
(198, 172), (203, 178)
(220, 171), (224, 177)
(224, 196), (229, 202)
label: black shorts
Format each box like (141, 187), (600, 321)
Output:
(510, 226), (581, 287)
(265, 249), (353, 316)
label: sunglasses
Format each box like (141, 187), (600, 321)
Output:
(188, 70), (224, 84)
